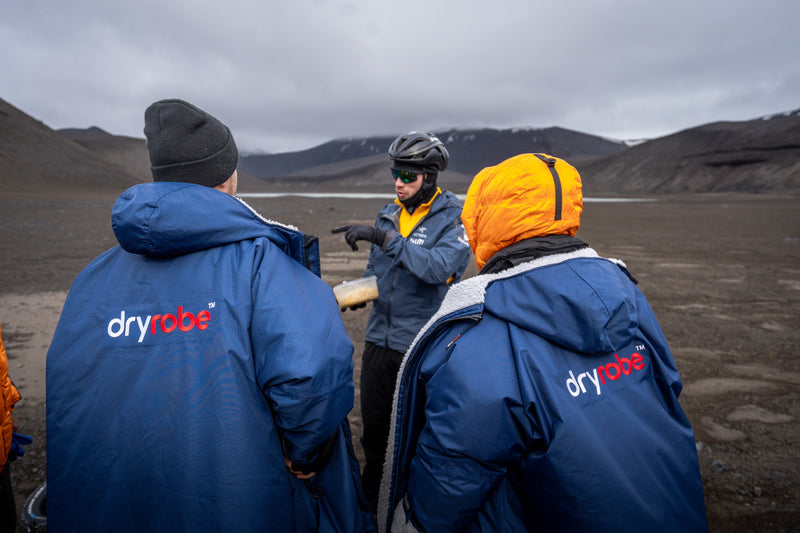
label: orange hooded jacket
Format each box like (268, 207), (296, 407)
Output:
(461, 153), (583, 270)
(0, 323), (22, 471)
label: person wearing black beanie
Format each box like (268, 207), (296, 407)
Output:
(44, 99), (376, 531)
(144, 98), (238, 189)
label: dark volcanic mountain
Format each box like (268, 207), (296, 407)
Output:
(0, 98), (146, 194)
(59, 126), (151, 181)
(579, 110), (800, 194)
(57, 126), (267, 191)
(238, 137), (395, 179)
(238, 126), (627, 180)
(3, 95), (798, 195)
(439, 127), (628, 176)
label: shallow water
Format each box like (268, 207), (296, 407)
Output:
(239, 192), (656, 202)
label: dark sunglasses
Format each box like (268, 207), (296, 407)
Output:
(391, 168), (421, 183)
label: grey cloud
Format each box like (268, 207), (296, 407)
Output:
(2, 0), (798, 153)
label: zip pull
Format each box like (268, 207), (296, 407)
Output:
(445, 318), (481, 348)
(533, 153), (562, 221)
(446, 333), (463, 348)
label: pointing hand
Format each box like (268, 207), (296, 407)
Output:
(331, 225), (387, 251)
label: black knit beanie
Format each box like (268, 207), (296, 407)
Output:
(144, 99), (238, 188)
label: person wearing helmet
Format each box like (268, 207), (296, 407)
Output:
(378, 153), (708, 532)
(332, 131), (472, 514)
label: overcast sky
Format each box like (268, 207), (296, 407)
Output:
(2, 0), (798, 154)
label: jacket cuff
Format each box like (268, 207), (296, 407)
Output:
(288, 431), (338, 475)
(381, 230), (399, 251)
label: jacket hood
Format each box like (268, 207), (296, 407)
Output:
(112, 182), (314, 270)
(412, 249), (638, 355)
(462, 153), (583, 270)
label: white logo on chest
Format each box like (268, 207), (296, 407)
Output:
(409, 226), (428, 246)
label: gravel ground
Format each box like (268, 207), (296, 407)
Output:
(0, 190), (798, 532)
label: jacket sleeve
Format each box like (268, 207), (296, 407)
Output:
(364, 245), (376, 279)
(381, 208), (471, 285)
(405, 330), (530, 531)
(250, 243), (355, 466)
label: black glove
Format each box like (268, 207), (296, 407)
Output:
(331, 225), (387, 252)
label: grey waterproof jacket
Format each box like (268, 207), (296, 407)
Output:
(364, 191), (471, 353)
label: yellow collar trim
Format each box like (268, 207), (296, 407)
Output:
(394, 188), (441, 237)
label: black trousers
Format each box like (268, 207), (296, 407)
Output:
(359, 342), (405, 514)
(0, 461), (15, 533)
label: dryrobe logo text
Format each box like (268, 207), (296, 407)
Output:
(107, 305), (213, 343)
(566, 347), (647, 397)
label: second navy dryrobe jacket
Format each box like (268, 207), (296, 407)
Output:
(46, 182), (375, 532)
(379, 248), (708, 532)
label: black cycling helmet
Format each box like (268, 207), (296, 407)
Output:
(388, 131), (449, 172)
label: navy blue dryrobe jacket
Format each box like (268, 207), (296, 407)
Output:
(46, 182), (375, 532)
(380, 248), (707, 532)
